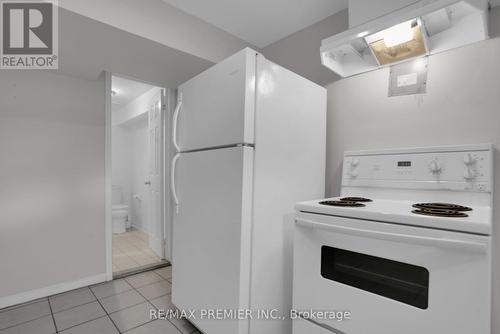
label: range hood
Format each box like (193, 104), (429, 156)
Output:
(321, 0), (489, 77)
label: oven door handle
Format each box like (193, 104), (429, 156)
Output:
(295, 218), (487, 254)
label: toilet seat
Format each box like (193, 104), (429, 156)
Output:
(111, 186), (130, 234)
(113, 210), (128, 218)
(112, 205), (129, 234)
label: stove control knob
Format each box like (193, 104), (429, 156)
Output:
(464, 168), (476, 180)
(348, 169), (359, 178)
(463, 153), (476, 165)
(351, 158), (360, 167)
(429, 160), (442, 174)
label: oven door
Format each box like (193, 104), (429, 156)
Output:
(292, 212), (491, 334)
(293, 317), (341, 334)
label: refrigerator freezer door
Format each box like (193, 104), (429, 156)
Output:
(176, 48), (256, 151)
(171, 146), (254, 334)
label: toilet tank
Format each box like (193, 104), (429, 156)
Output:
(112, 186), (123, 205)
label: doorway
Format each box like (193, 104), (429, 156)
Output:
(108, 74), (170, 276)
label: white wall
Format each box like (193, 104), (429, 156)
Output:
(262, 9), (348, 86)
(58, 0), (256, 64)
(263, 6), (500, 86)
(58, 8), (213, 86)
(0, 5), (216, 308)
(348, 0), (419, 27)
(113, 88), (161, 126)
(0, 71), (106, 307)
(111, 121), (149, 231)
(491, 6), (500, 38)
(325, 37), (500, 333)
(111, 126), (132, 211)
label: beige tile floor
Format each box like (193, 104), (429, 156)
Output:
(113, 229), (161, 273)
(0, 267), (201, 334)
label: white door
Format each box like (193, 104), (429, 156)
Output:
(293, 212), (491, 334)
(147, 90), (164, 258)
(171, 146), (254, 334)
(174, 48), (257, 151)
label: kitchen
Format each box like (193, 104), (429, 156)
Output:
(0, 0), (499, 334)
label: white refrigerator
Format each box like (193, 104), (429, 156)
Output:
(170, 48), (326, 334)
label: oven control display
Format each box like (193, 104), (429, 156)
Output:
(398, 161), (412, 167)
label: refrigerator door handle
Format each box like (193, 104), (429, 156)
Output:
(172, 92), (183, 152)
(171, 153), (180, 213)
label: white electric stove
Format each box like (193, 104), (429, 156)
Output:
(292, 144), (493, 334)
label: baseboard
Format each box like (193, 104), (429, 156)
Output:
(0, 273), (108, 310)
(131, 223), (148, 234)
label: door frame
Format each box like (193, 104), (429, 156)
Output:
(147, 88), (171, 260)
(105, 72), (113, 280)
(105, 72), (172, 280)
(163, 88), (175, 262)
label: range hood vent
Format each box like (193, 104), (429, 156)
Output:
(321, 0), (489, 77)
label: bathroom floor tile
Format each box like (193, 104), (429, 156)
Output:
(142, 249), (159, 258)
(109, 302), (155, 332)
(114, 257), (139, 267)
(59, 316), (118, 334)
(91, 279), (132, 299)
(53, 301), (105, 331)
(112, 247), (125, 255)
(130, 254), (158, 266)
(0, 300), (51, 330)
(49, 288), (96, 313)
(125, 271), (163, 289)
(100, 290), (146, 314)
(0, 315), (55, 334)
(137, 281), (172, 300)
(112, 228), (161, 274)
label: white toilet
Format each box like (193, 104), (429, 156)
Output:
(112, 186), (130, 234)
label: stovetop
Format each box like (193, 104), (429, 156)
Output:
(319, 200), (367, 207)
(296, 197), (492, 235)
(319, 198), (475, 218)
(300, 144), (494, 235)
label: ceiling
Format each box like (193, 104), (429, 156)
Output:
(112, 76), (155, 110)
(162, 0), (348, 48)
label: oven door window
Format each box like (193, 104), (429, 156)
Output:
(321, 246), (429, 309)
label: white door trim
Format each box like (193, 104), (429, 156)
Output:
(105, 71), (113, 281)
(163, 88), (174, 262)
(147, 89), (165, 258)
(105, 73), (170, 278)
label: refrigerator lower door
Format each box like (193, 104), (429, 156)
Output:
(171, 146), (254, 334)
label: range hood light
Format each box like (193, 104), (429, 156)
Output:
(320, 0), (489, 78)
(382, 20), (414, 47)
(365, 19), (426, 66)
